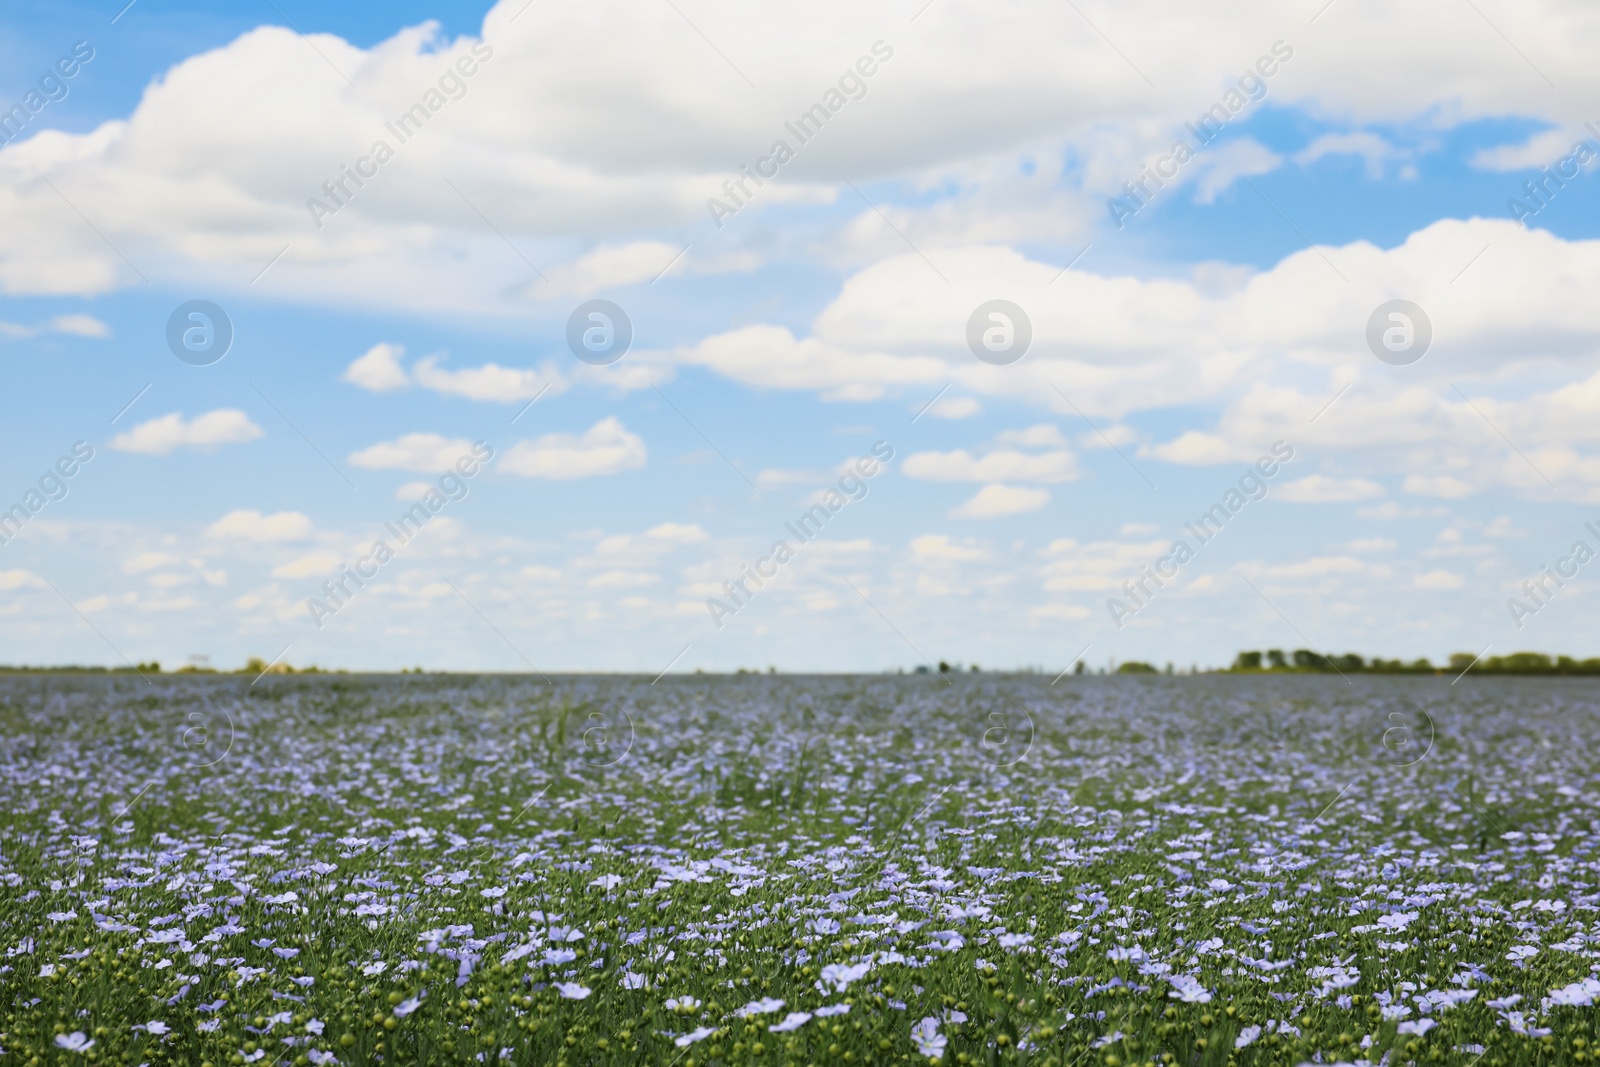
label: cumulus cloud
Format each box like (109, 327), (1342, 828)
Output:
(920, 395), (981, 419)
(7, 0), (1600, 306)
(903, 444), (1077, 483)
(910, 535), (989, 562)
(1192, 138), (1283, 204)
(348, 433), (479, 472)
(1147, 432), (1259, 465)
(1244, 556), (1372, 579)
(1040, 536), (1167, 593)
(537, 241), (687, 297)
(588, 570), (659, 589)
(531, 241), (753, 299)
(1414, 569), (1466, 590)
(110, 410), (263, 455)
(681, 326), (947, 403)
(271, 552), (343, 578)
(0, 569), (43, 591)
(1275, 476), (1386, 503)
(0, 313), (111, 340)
(996, 424), (1070, 448)
(204, 509), (315, 542)
(756, 467), (828, 489)
(411, 356), (565, 403)
(499, 417), (646, 479)
(662, 219), (1600, 510)
(1346, 538), (1396, 553)
(1470, 128), (1590, 172)
(1294, 131), (1409, 180)
(122, 552), (179, 574)
(643, 522), (709, 545)
(344, 342), (409, 391)
(1403, 474), (1475, 498)
(573, 522), (708, 576)
(949, 483), (1050, 519)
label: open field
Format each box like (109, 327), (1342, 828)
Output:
(2, 673), (1598, 1066)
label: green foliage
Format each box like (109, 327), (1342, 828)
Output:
(1231, 649), (1438, 673)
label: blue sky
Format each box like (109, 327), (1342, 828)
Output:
(3, 0), (1600, 672)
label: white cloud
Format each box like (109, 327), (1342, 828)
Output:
(1192, 138), (1283, 204)
(538, 241), (685, 297)
(499, 418), (646, 479)
(531, 240), (752, 298)
(903, 447), (1077, 483)
(204, 509), (314, 542)
(1294, 131), (1406, 180)
(588, 570), (659, 589)
(1146, 432), (1258, 465)
(1346, 537), (1396, 552)
(681, 326), (946, 403)
(0, 313), (110, 340)
(395, 481), (434, 501)
(343, 342), (409, 391)
(1470, 128), (1590, 172)
(1275, 476), (1386, 503)
(644, 522), (708, 545)
(910, 535), (989, 562)
(1039, 535), (1167, 592)
(578, 522), (706, 573)
(1483, 516), (1525, 539)
(139, 595), (198, 613)
(756, 467), (827, 488)
(1414, 569), (1465, 590)
(6, 0), (1600, 310)
(0, 569), (42, 591)
(1356, 502), (1448, 520)
(995, 424), (1069, 448)
(1403, 474), (1475, 498)
(1030, 603), (1091, 621)
(349, 433), (479, 473)
(122, 551), (179, 574)
(110, 410), (263, 455)
(921, 396), (981, 419)
(52, 314), (109, 338)
(666, 219), (1600, 506)
(411, 356), (565, 403)
(271, 552), (343, 578)
(805, 538), (874, 555)
(949, 483), (1050, 519)
(1246, 556), (1370, 579)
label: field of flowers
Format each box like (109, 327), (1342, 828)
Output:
(1, 672), (1597, 1066)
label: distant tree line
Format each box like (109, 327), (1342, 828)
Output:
(0, 662), (163, 674)
(1229, 649), (1600, 675)
(0, 659), (331, 675)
